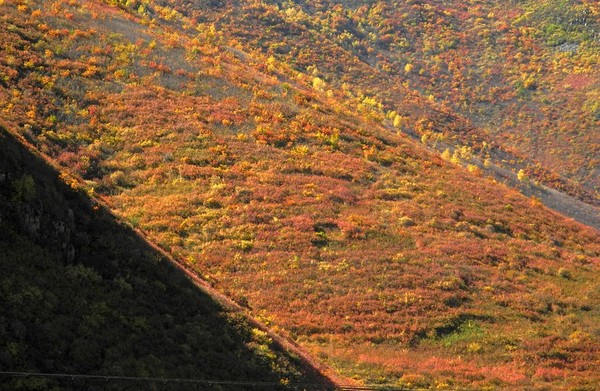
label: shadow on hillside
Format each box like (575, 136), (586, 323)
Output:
(0, 128), (334, 390)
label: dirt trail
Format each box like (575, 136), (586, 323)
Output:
(397, 125), (599, 232)
(486, 162), (600, 231)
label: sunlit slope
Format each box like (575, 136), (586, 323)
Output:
(3, 0), (599, 201)
(146, 0), (600, 200)
(1, 0), (600, 389)
(231, 0), (600, 194)
(268, 0), (600, 190)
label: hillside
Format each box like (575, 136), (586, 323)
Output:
(0, 128), (336, 389)
(256, 0), (600, 196)
(1, 0), (600, 389)
(231, 0), (600, 201)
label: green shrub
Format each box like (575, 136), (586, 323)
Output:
(557, 267), (571, 279)
(11, 174), (35, 201)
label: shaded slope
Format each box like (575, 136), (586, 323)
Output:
(0, 127), (335, 390)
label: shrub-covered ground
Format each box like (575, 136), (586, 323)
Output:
(1, 0), (599, 389)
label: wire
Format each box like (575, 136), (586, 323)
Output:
(0, 370), (494, 390)
(0, 370), (421, 390)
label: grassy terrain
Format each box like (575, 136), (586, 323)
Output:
(1, 0), (599, 389)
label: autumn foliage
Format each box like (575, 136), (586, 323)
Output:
(1, 0), (599, 389)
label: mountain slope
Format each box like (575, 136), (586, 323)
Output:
(1, 0), (600, 389)
(101, 0), (600, 206)
(0, 127), (335, 389)
(84, 0), (599, 205)
(263, 0), (600, 194)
